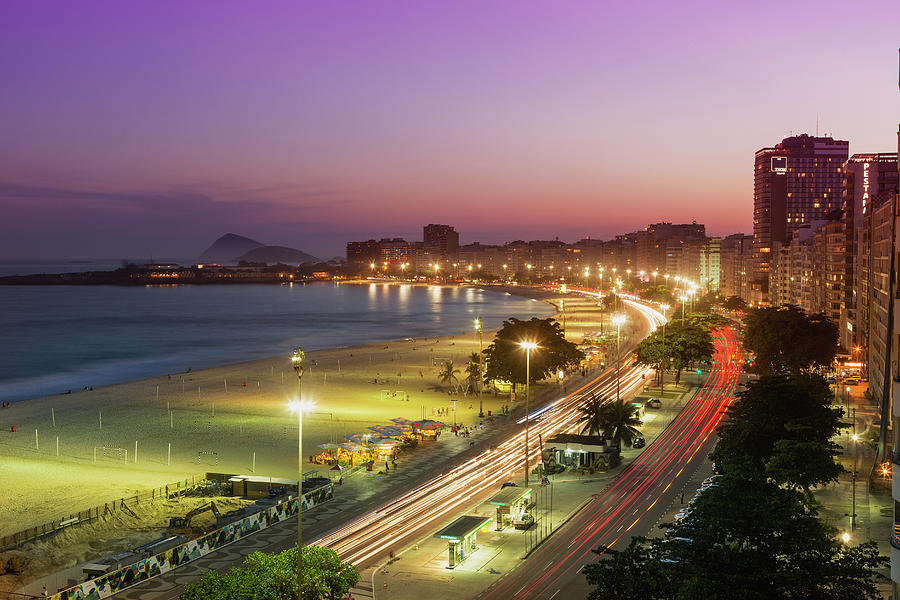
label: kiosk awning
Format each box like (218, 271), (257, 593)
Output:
(488, 487), (533, 506)
(434, 516), (491, 541)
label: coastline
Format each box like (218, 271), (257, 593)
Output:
(0, 284), (600, 537)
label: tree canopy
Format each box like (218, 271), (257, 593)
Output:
(638, 285), (676, 306)
(710, 374), (845, 492)
(586, 474), (887, 600)
(722, 295), (748, 312)
(635, 320), (715, 385)
(482, 317), (583, 387)
(742, 304), (838, 375)
(180, 545), (359, 600)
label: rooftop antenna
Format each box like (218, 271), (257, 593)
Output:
(816, 114), (819, 137)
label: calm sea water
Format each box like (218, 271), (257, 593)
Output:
(0, 283), (552, 403)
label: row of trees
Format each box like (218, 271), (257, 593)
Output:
(584, 305), (886, 599)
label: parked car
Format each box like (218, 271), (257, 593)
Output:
(825, 376), (836, 384)
(645, 398), (662, 409)
(514, 513), (535, 530)
(632, 437), (646, 449)
(501, 481), (517, 489)
(844, 378), (860, 386)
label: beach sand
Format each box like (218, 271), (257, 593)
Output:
(0, 286), (607, 540)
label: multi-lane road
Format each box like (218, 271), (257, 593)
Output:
(311, 297), (667, 566)
(478, 325), (742, 600)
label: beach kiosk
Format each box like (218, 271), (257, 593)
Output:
(488, 487), (533, 531)
(434, 515), (492, 568)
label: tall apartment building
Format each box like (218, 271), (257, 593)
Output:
(423, 224), (459, 263)
(719, 234), (753, 298)
(841, 153), (899, 353)
(752, 134), (849, 305)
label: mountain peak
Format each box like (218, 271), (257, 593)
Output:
(199, 234), (263, 263)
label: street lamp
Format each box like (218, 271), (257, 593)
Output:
(659, 304), (670, 393)
(612, 314), (626, 401)
(679, 294), (688, 325)
(289, 346), (313, 591)
(851, 428), (858, 531)
(475, 317), (485, 417)
(519, 341), (539, 485)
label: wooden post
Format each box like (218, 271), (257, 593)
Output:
(99, 410), (102, 430)
(51, 407), (55, 427)
(56, 436), (59, 457)
(224, 378), (228, 393)
(170, 411), (173, 429)
(168, 443), (171, 466)
(252, 451), (256, 473)
(135, 441), (138, 464)
(35, 429), (38, 451)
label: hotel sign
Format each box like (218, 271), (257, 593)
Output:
(771, 156), (787, 173)
(861, 162), (870, 214)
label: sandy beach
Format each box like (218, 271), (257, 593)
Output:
(0, 285), (609, 541)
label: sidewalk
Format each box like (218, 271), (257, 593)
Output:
(816, 384), (892, 594)
(351, 384), (700, 600)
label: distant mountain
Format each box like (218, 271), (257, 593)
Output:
(199, 234), (263, 263)
(235, 246), (321, 265)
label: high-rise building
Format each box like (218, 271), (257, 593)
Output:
(719, 234), (753, 299)
(752, 134), (849, 305)
(841, 153), (899, 353)
(423, 224), (459, 263)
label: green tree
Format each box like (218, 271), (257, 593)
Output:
(710, 374), (845, 492)
(634, 328), (668, 387)
(665, 321), (714, 385)
(585, 474), (888, 600)
(464, 352), (481, 395)
(638, 285), (675, 305)
(722, 295), (748, 312)
(576, 394), (607, 436)
(482, 317), (583, 388)
(743, 304), (838, 375)
(597, 397), (643, 449)
(438, 360), (460, 389)
(180, 545), (359, 600)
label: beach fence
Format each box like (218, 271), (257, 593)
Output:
(0, 474), (208, 553)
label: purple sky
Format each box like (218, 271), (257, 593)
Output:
(1, 1), (898, 261)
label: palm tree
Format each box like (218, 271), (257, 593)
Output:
(598, 398), (643, 449)
(576, 394), (606, 436)
(438, 360), (460, 390)
(465, 352), (481, 395)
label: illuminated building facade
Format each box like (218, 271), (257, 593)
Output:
(752, 134), (849, 305)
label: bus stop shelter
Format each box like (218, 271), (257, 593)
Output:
(488, 487), (533, 531)
(434, 515), (492, 568)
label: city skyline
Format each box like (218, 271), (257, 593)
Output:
(1, 1), (898, 261)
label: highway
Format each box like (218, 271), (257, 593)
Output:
(311, 297), (667, 566)
(477, 325), (742, 600)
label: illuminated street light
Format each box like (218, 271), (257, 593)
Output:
(841, 532), (851, 543)
(519, 341), (539, 485)
(289, 347), (314, 588)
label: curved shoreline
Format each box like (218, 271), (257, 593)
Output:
(1, 281), (555, 406)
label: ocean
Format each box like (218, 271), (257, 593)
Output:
(0, 282), (553, 403)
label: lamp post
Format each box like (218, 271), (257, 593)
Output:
(851, 409), (858, 531)
(612, 314), (626, 401)
(289, 347), (312, 591)
(659, 304), (670, 393)
(519, 341), (539, 485)
(475, 317), (485, 418)
(680, 294), (688, 325)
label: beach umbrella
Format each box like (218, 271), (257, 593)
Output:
(390, 418), (413, 425)
(339, 442), (366, 451)
(412, 420), (443, 430)
(373, 438), (401, 448)
(317, 443), (341, 450)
